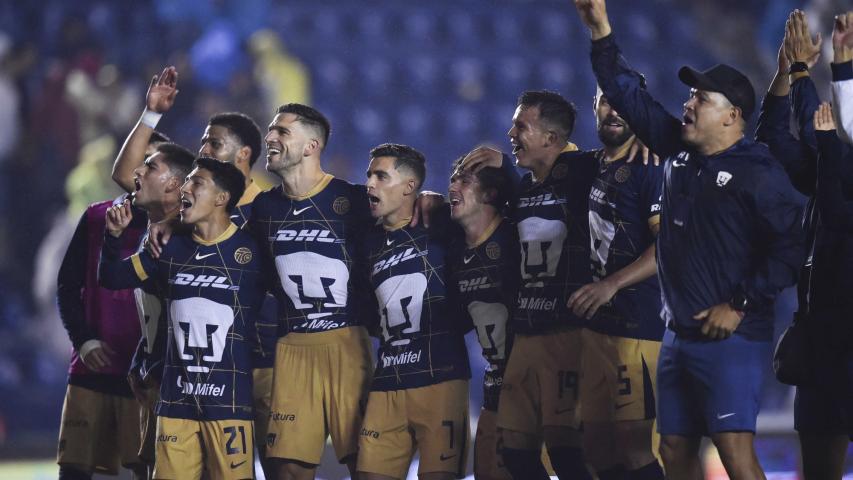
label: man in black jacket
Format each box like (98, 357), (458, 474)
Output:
(574, 1), (805, 478)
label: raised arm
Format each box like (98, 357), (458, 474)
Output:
(831, 12), (853, 145)
(574, 0), (685, 159)
(756, 35), (817, 195)
(112, 66), (179, 192)
(56, 211), (96, 353)
(814, 103), (853, 232)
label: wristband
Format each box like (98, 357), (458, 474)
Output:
(140, 109), (162, 129)
(788, 62), (809, 74)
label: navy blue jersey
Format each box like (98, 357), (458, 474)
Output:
(511, 149), (598, 334)
(99, 224), (265, 421)
(449, 218), (519, 411)
(249, 175), (372, 334)
(230, 182), (278, 369)
(591, 34), (804, 341)
(129, 229), (169, 384)
(363, 215), (470, 391)
(588, 151), (665, 340)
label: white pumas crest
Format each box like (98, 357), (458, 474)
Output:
(716, 171), (733, 187)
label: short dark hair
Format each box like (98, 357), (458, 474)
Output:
(370, 143), (426, 190)
(517, 90), (576, 142)
(208, 112), (263, 167)
(156, 143), (195, 180)
(193, 156), (246, 212)
(451, 156), (512, 209)
(149, 130), (171, 145)
(276, 103), (331, 149)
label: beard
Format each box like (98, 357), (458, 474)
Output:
(597, 124), (634, 148)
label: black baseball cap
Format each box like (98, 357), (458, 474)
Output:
(678, 64), (755, 119)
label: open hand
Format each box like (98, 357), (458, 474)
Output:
(146, 66), (179, 113)
(785, 10), (822, 68)
(832, 12), (853, 64)
(813, 102), (836, 131)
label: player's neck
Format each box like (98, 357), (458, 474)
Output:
(279, 159), (327, 198)
(462, 210), (501, 248)
(530, 155), (558, 183)
(147, 201), (180, 223)
(382, 200), (415, 230)
(192, 212), (232, 243)
(603, 136), (636, 163)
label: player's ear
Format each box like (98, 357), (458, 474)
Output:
(215, 189), (230, 208)
(481, 187), (497, 205)
(303, 138), (320, 157)
(236, 145), (252, 166)
(404, 176), (417, 196)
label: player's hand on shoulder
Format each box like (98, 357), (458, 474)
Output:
(146, 66), (179, 114)
(459, 146), (503, 173)
(145, 219), (175, 258)
(411, 191), (446, 228)
(106, 199), (133, 237)
(625, 137), (660, 166)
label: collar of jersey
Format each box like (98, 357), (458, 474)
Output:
(469, 216), (503, 249)
(238, 181), (262, 207)
(285, 174), (334, 201)
(561, 142), (579, 153)
(192, 223), (238, 246)
(383, 216), (413, 232)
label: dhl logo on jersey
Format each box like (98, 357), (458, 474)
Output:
(517, 193), (567, 208)
(170, 273), (239, 291)
(372, 247), (429, 274)
(458, 276), (494, 292)
(272, 229), (344, 243)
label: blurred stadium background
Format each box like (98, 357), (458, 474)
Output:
(0, 0), (850, 478)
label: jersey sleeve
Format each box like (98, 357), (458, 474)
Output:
(98, 232), (159, 290)
(831, 61), (853, 145)
(590, 34), (685, 159)
(638, 163), (664, 223)
(57, 210), (96, 351)
(736, 165), (805, 308)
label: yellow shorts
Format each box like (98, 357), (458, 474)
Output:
(139, 382), (160, 465)
(153, 416), (254, 480)
(266, 326), (373, 464)
(56, 384), (143, 474)
(496, 329), (582, 435)
(252, 367), (273, 457)
(474, 409), (512, 480)
(357, 379), (470, 479)
(580, 329), (660, 422)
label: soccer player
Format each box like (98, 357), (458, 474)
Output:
(100, 157), (264, 480)
(565, 84), (665, 480)
(756, 12), (853, 478)
(447, 158), (519, 480)
(575, 0), (805, 478)
(56, 133), (172, 480)
(461, 90), (597, 480)
(250, 104), (374, 480)
(111, 66), (278, 469)
(357, 143), (470, 480)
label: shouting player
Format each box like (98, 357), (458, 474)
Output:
(567, 83), (665, 479)
(357, 143), (471, 480)
(575, 0), (804, 477)
(447, 158), (519, 480)
(100, 158), (265, 480)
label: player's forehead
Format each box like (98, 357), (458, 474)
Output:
(186, 166), (214, 183)
(269, 112), (303, 130)
(513, 104), (541, 126)
(368, 155), (397, 173)
(201, 124), (238, 143)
